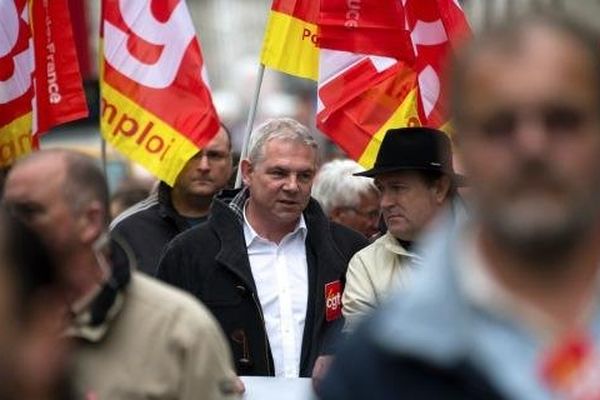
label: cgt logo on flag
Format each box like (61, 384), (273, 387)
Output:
(316, 0), (470, 169)
(101, 0), (220, 185)
(0, 0), (36, 164)
(325, 280), (342, 322)
(0, 0), (87, 166)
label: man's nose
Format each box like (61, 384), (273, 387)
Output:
(368, 217), (379, 233)
(380, 191), (395, 209)
(513, 114), (551, 159)
(283, 174), (300, 192)
(197, 154), (210, 170)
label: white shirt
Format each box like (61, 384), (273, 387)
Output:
(243, 206), (309, 377)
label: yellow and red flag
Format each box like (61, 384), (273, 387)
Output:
(0, 0), (88, 166)
(101, 1), (220, 185)
(260, 0), (320, 81)
(317, 0), (470, 168)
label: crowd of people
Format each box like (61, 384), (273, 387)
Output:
(1, 10), (600, 399)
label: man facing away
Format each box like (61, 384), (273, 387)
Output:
(3, 149), (241, 400)
(311, 158), (381, 239)
(111, 124), (233, 275)
(157, 118), (368, 379)
(321, 11), (600, 399)
(342, 127), (463, 331)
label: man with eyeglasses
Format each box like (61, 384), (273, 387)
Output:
(342, 126), (464, 331)
(311, 159), (381, 239)
(111, 124), (233, 275)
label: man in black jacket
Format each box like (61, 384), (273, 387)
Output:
(111, 125), (233, 275)
(157, 118), (368, 379)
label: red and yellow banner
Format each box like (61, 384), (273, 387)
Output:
(317, 0), (470, 168)
(0, 0), (88, 166)
(319, 0), (413, 60)
(260, 0), (319, 81)
(101, 0), (220, 185)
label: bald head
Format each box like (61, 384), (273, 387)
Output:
(8, 150), (110, 225)
(3, 150), (110, 262)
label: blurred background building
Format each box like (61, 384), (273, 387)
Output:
(41, 0), (600, 191)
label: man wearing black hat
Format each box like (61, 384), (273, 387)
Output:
(342, 126), (464, 331)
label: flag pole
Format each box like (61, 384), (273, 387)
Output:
(101, 137), (108, 178)
(235, 63), (266, 188)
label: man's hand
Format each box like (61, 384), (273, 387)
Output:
(311, 355), (334, 395)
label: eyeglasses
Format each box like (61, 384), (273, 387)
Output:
(341, 207), (380, 220)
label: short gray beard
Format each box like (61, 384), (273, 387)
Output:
(479, 197), (600, 267)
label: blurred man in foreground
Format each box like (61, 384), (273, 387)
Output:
(321, 12), (600, 399)
(4, 149), (241, 400)
(111, 125), (233, 275)
(311, 159), (380, 239)
(0, 207), (69, 400)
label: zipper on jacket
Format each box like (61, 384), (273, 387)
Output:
(251, 292), (273, 375)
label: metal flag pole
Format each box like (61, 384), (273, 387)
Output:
(235, 63), (266, 188)
(100, 136), (108, 178)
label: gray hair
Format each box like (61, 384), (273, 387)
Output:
(247, 118), (318, 164)
(451, 11), (600, 128)
(311, 159), (379, 215)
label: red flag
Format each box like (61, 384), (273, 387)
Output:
(101, 0), (220, 185)
(318, 0), (414, 61)
(0, 0), (88, 166)
(317, 0), (470, 168)
(31, 0), (89, 135)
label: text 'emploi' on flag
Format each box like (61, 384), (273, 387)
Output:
(101, 1), (220, 185)
(317, 0), (470, 168)
(0, 0), (88, 166)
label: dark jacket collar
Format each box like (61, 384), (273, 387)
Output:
(157, 182), (190, 231)
(209, 188), (347, 290)
(66, 234), (133, 341)
(218, 187), (338, 247)
(208, 188), (255, 292)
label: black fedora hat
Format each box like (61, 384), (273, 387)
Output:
(355, 127), (465, 184)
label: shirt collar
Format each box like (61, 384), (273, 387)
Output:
(242, 200), (307, 245)
(456, 226), (600, 342)
(65, 292), (125, 342)
(382, 231), (420, 259)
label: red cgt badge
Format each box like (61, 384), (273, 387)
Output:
(325, 280), (342, 322)
(540, 333), (600, 399)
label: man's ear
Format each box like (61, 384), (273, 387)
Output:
(78, 201), (105, 245)
(433, 175), (452, 204)
(240, 159), (253, 187)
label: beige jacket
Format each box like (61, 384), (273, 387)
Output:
(342, 232), (420, 332)
(69, 273), (239, 400)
